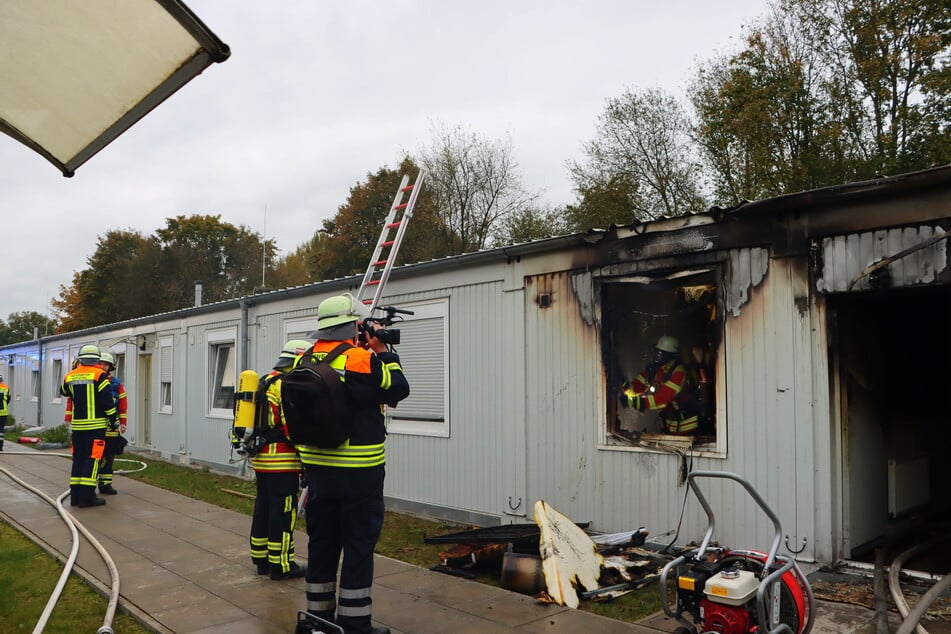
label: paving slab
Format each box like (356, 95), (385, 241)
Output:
(0, 447), (917, 633)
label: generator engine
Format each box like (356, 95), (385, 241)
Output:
(672, 550), (809, 634)
(660, 471), (814, 634)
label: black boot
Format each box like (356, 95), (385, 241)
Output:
(271, 562), (306, 580)
(99, 484), (118, 495)
(77, 496), (106, 508)
(254, 560), (269, 575)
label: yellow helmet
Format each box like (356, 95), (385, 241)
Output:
(78, 344), (101, 361)
(316, 293), (369, 331)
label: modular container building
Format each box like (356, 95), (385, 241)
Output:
(3, 165), (949, 568)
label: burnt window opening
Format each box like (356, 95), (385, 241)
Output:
(603, 269), (721, 447)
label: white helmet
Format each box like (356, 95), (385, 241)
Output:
(274, 339), (313, 369)
(100, 351), (116, 369)
(655, 335), (680, 354)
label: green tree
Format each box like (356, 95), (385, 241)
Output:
(821, 0), (951, 174)
(0, 311), (58, 344)
(52, 229), (156, 331)
(689, 0), (950, 204)
(570, 88), (708, 224)
(53, 216), (275, 331)
(420, 123), (538, 253)
(314, 157), (450, 282)
(154, 214), (275, 309)
(494, 205), (568, 246)
(269, 231), (329, 288)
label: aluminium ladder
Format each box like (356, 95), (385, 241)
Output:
(355, 169), (426, 312)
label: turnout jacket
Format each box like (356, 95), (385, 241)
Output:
(61, 363), (117, 431)
(0, 380), (9, 416)
(250, 370), (303, 473)
(623, 359), (698, 434)
(288, 340), (409, 469)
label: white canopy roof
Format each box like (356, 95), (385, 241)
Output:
(0, 0), (229, 176)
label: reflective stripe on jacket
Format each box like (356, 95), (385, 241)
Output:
(105, 376), (127, 437)
(291, 340), (409, 469)
(0, 382), (8, 416)
(61, 363), (116, 431)
(251, 371), (302, 473)
(628, 361), (698, 434)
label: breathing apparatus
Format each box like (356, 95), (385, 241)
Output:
(231, 369), (259, 459)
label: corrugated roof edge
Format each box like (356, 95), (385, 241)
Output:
(9, 162), (950, 347)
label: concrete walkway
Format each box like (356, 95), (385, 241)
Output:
(0, 448), (664, 633)
(0, 447), (915, 633)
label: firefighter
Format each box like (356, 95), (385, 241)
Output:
(244, 339), (310, 580)
(292, 294), (409, 634)
(61, 345), (117, 507)
(97, 352), (127, 495)
(0, 373), (9, 451)
(619, 335), (699, 435)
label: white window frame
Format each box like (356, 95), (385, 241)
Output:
(386, 298), (450, 438)
(50, 352), (64, 404)
(284, 316), (317, 342)
(30, 363), (39, 402)
(110, 348), (126, 383)
(159, 336), (173, 414)
(207, 327), (237, 419)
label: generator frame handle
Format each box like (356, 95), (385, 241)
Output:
(658, 470), (815, 634)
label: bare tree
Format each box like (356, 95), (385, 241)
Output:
(570, 87), (708, 223)
(420, 123), (538, 254)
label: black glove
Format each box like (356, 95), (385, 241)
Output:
(618, 392), (629, 408)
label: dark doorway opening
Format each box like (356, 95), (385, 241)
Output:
(831, 284), (950, 572)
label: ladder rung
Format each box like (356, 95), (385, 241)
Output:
(362, 299), (373, 305)
(373, 259), (387, 266)
(394, 203), (408, 210)
(386, 221), (401, 229)
(401, 184), (414, 192)
(367, 280), (380, 286)
(381, 240), (394, 247)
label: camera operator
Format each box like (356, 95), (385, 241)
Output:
(294, 293), (409, 634)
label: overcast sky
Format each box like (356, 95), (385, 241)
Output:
(0, 0), (769, 321)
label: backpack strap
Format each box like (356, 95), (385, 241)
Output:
(301, 341), (353, 370)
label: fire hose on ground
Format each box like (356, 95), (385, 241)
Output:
(887, 533), (951, 634)
(0, 449), (126, 634)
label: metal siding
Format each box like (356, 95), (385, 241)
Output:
(716, 254), (821, 560)
(384, 281), (525, 521)
(524, 272), (603, 526)
(817, 225), (949, 292)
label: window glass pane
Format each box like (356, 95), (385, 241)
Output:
(211, 343), (235, 410)
(51, 359), (63, 399)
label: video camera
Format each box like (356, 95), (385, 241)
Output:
(358, 305), (414, 346)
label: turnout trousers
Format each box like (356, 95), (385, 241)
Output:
(98, 434), (122, 489)
(304, 465), (384, 634)
(250, 470), (300, 574)
(70, 428), (105, 505)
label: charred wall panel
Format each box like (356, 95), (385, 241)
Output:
(816, 225), (949, 293)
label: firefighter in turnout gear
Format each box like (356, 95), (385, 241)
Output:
(97, 352), (127, 495)
(292, 294), (409, 634)
(619, 335), (699, 435)
(244, 340), (309, 580)
(0, 374), (9, 451)
(61, 345), (117, 507)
